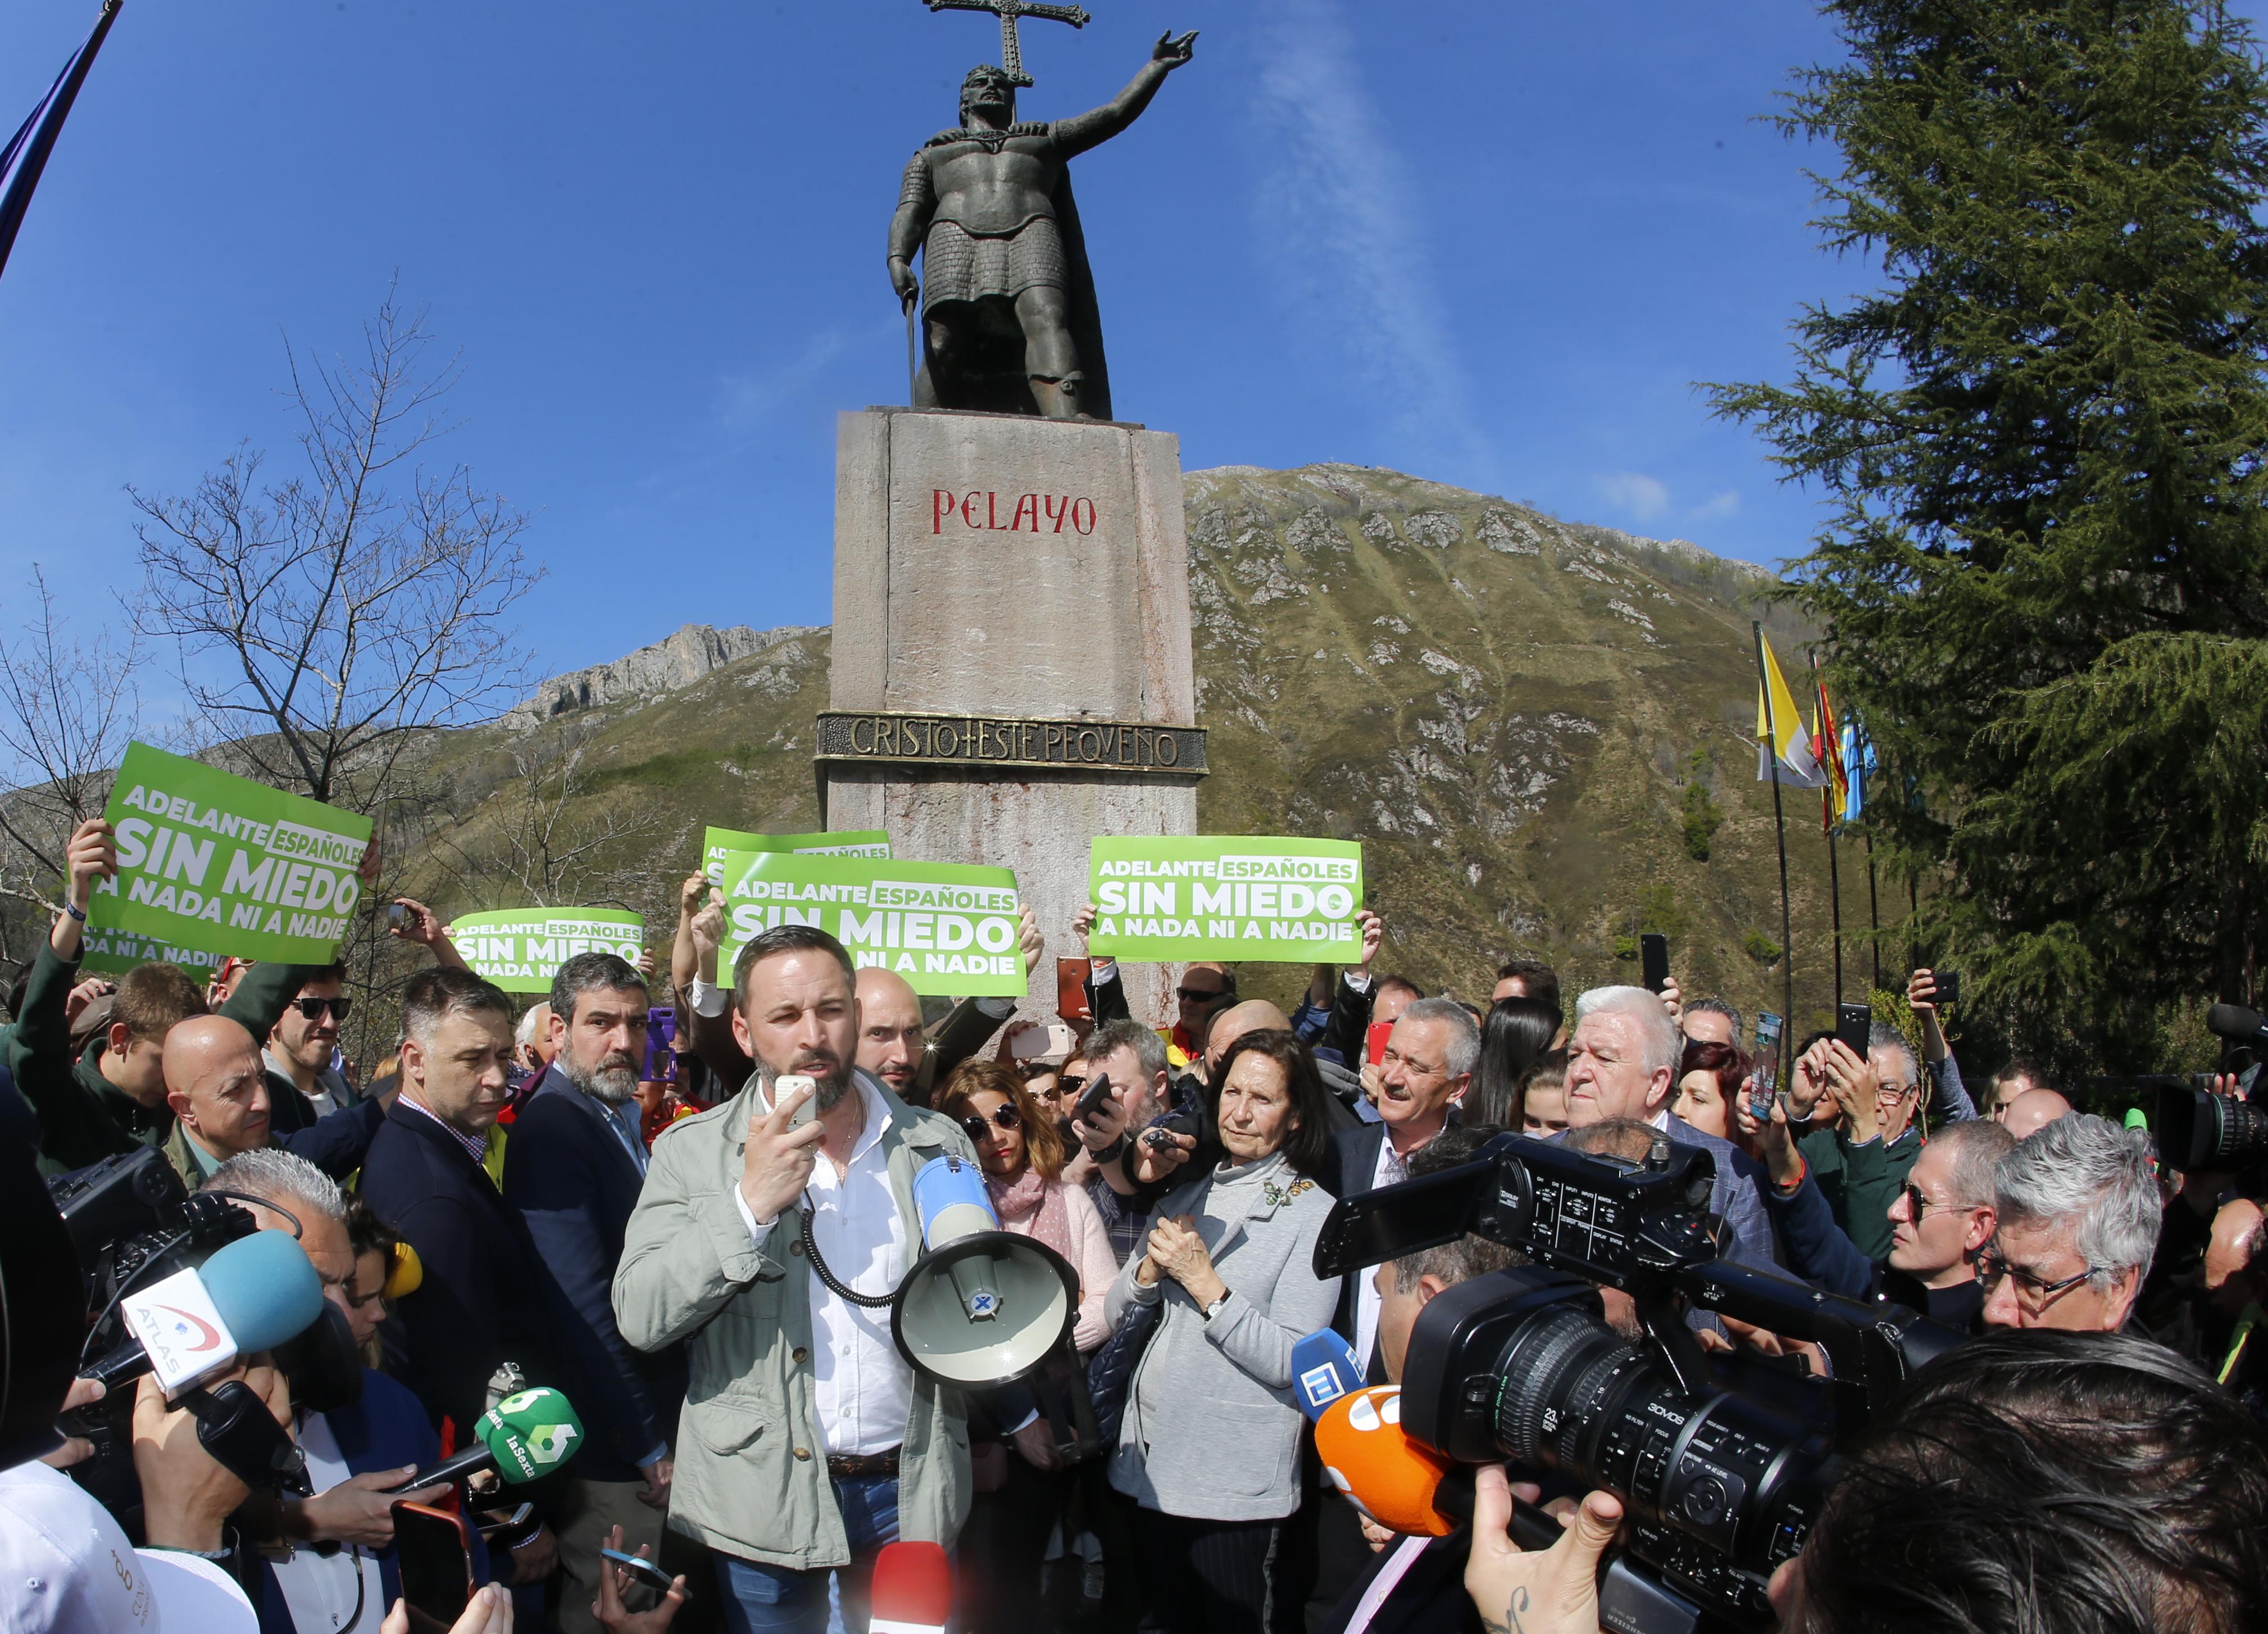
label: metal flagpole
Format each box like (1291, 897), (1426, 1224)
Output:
(1865, 829), (1883, 991)
(1753, 621), (1797, 1088)
(1828, 815), (1844, 1008)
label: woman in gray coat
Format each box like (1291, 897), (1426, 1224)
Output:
(1103, 1029), (1344, 1633)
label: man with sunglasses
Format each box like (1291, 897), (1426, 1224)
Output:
(1979, 1113), (2161, 1331)
(265, 963), (359, 1115)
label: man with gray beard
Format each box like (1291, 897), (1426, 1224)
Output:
(502, 951), (685, 1634)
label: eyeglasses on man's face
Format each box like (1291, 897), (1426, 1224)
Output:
(290, 995), (352, 1022)
(1971, 1244), (2101, 1311)
(1178, 986), (1226, 1006)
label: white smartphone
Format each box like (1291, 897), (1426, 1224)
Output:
(1010, 1023), (1076, 1061)
(774, 1073), (819, 1129)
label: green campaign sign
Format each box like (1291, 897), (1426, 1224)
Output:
(718, 850), (1025, 997)
(1087, 836), (1363, 963)
(83, 743), (374, 976)
(449, 909), (646, 994)
(701, 825), (890, 885)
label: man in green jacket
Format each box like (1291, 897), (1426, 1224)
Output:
(1797, 1026), (1925, 1262)
(614, 923), (980, 1632)
(12, 817), (376, 1177)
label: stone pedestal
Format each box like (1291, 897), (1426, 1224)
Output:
(822, 407), (1201, 1023)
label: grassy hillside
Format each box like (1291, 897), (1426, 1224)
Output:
(381, 465), (1870, 1042)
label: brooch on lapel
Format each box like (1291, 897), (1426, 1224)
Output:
(1261, 1177), (1315, 1209)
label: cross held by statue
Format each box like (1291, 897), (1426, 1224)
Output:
(924, 0), (1090, 88)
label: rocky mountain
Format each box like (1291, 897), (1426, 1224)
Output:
(504, 622), (817, 727)
(399, 465), (1862, 1036)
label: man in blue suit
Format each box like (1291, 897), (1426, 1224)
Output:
(503, 951), (685, 1634)
(1321, 996), (1475, 1378)
(1563, 985), (1780, 1271)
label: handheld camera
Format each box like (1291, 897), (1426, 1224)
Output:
(1313, 1132), (1962, 1631)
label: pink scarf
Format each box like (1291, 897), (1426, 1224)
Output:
(985, 1167), (1072, 1261)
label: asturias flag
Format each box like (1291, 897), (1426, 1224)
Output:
(1756, 634), (1830, 789)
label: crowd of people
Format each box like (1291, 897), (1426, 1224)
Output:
(4, 814), (2267, 1634)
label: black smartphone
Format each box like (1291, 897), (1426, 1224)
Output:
(1640, 933), (1669, 995)
(1835, 1002), (1872, 1058)
(602, 1546), (678, 1612)
(1072, 1071), (1115, 1127)
(393, 1502), (474, 1633)
(1933, 969), (1961, 1008)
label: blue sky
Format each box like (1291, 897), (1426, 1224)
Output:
(0, 1), (2007, 679)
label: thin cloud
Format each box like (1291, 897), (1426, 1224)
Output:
(1597, 470), (1670, 522)
(1691, 488), (1740, 521)
(1249, 1), (1490, 483)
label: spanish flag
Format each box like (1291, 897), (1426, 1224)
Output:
(1756, 634), (1830, 789)
(1814, 659), (1851, 830)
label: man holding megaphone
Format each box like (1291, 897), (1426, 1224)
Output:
(616, 924), (1007, 1634)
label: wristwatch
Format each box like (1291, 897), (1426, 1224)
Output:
(1202, 1292), (1231, 1323)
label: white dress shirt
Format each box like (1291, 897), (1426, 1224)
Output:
(734, 1072), (913, 1458)
(1352, 1134), (1412, 1370)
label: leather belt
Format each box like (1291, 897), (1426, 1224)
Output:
(826, 1448), (901, 1481)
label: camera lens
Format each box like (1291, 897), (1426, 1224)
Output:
(1479, 1296), (1826, 1592)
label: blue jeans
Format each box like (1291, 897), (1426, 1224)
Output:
(716, 1475), (901, 1634)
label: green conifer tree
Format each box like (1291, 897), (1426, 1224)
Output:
(1714, 0), (2268, 1066)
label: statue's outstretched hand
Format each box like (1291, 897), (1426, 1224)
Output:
(1155, 30), (1197, 66)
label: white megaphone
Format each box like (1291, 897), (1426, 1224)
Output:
(890, 1155), (1080, 1388)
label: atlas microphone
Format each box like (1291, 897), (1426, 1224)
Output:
(869, 1541), (952, 1634)
(80, 1229), (324, 1400)
(387, 1386), (587, 1492)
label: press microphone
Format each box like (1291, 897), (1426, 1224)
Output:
(1290, 1328), (1364, 1422)
(88, 1230), (325, 1397)
(869, 1540), (952, 1634)
(387, 1386), (587, 1491)
(2207, 1003), (2268, 1046)
(1316, 1386), (1463, 1537)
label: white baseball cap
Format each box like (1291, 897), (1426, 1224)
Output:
(0, 1459), (257, 1632)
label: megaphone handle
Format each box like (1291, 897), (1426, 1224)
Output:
(800, 1210), (902, 1309)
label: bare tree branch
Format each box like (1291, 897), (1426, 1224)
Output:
(433, 721), (662, 913)
(0, 565), (146, 928)
(130, 287), (542, 813)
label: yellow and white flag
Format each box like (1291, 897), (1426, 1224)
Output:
(1756, 636), (1830, 788)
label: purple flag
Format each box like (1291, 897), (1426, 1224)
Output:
(0, 1), (124, 286)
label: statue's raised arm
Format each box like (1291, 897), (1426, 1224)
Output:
(1053, 31), (1197, 159)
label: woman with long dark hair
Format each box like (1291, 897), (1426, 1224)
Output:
(1470, 996), (1562, 1128)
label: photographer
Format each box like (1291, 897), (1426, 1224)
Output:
(1789, 1026), (1923, 1262)
(1739, 1091), (2012, 1328)
(1461, 1331), (2268, 1634)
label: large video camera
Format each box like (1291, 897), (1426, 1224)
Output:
(2152, 1003), (2268, 1172)
(1315, 1131), (1963, 1633)
(44, 1147), (362, 1503)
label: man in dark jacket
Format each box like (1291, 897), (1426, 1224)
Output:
(503, 951), (686, 1634)
(361, 965), (571, 1593)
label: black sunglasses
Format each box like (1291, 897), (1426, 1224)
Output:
(290, 996), (352, 1022)
(1177, 987), (1226, 1004)
(961, 1105), (1022, 1141)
